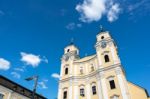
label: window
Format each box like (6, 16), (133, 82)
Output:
(67, 49), (70, 52)
(65, 68), (68, 75)
(0, 93), (4, 99)
(63, 91), (67, 99)
(80, 67), (83, 74)
(80, 88), (85, 97)
(101, 36), (104, 39)
(91, 64), (94, 72)
(104, 55), (110, 62)
(92, 86), (97, 95)
(91, 66), (94, 71)
(109, 80), (116, 89)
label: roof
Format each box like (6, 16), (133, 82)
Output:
(0, 75), (47, 99)
(128, 81), (149, 98)
(74, 54), (96, 63)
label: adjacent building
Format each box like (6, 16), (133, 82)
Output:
(58, 29), (150, 99)
(0, 75), (46, 99)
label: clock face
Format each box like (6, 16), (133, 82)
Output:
(101, 41), (107, 48)
(64, 55), (69, 61)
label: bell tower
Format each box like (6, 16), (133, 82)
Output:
(58, 42), (80, 99)
(62, 43), (79, 62)
(95, 26), (120, 68)
(60, 41), (80, 79)
(95, 26), (130, 99)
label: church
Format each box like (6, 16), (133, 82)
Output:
(57, 29), (150, 99)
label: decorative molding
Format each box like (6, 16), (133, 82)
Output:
(59, 64), (121, 83)
(107, 75), (115, 81)
(115, 67), (122, 75)
(99, 72), (105, 79)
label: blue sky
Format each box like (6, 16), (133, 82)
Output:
(0, 0), (150, 99)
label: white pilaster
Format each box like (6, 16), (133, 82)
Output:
(7, 92), (12, 99)
(74, 86), (78, 99)
(85, 63), (88, 75)
(97, 79), (103, 99)
(58, 88), (62, 99)
(100, 72), (109, 99)
(70, 62), (73, 76)
(86, 84), (91, 99)
(69, 86), (72, 99)
(74, 65), (77, 76)
(60, 63), (64, 77)
(97, 50), (102, 67)
(115, 67), (129, 99)
(110, 43), (120, 64)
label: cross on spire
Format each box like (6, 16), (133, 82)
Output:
(100, 25), (105, 32)
(70, 38), (74, 45)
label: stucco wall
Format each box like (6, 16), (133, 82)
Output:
(128, 82), (148, 99)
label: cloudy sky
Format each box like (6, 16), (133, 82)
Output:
(0, 0), (150, 98)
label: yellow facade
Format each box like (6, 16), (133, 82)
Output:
(58, 30), (150, 99)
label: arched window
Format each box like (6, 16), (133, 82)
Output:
(67, 49), (70, 52)
(65, 68), (68, 75)
(79, 85), (85, 97)
(92, 86), (97, 95)
(104, 55), (110, 62)
(0, 93), (4, 99)
(109, 80), (116, 89)
(63, 91), (67, 99)
(107, 76), (116, 90)
(80, 88), (85, 97)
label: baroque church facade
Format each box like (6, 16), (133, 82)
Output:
(57, 30), (150, 99)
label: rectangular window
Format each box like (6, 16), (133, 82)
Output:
(92, 86), (97, 95)
(109, 80), (116, 89)
(63, 91), (67, 99)
(0, 94), (4, 99)
(80, 88), (85, 97)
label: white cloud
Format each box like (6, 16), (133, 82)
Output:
(66, 22), (76, 30)
(11, 72), (21, 79)
(38, 82), (48, 89)
(0, 58), (10, 70)
(77, 23), (82, 28)
(66, 22), (82, 30)
(76, 0), (121, 22)
(51, 73), (60, 79)
(76, 0), (106, 22)
(38, 79), (48, 89)
(107, 3), (120, 22)
(14, 67), (24, 72)
(20, 52), (48, 67)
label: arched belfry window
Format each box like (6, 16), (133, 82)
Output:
(104, 55), (110, 62)
(63, 91), (67, 99)
(65, 68), (68, 75)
